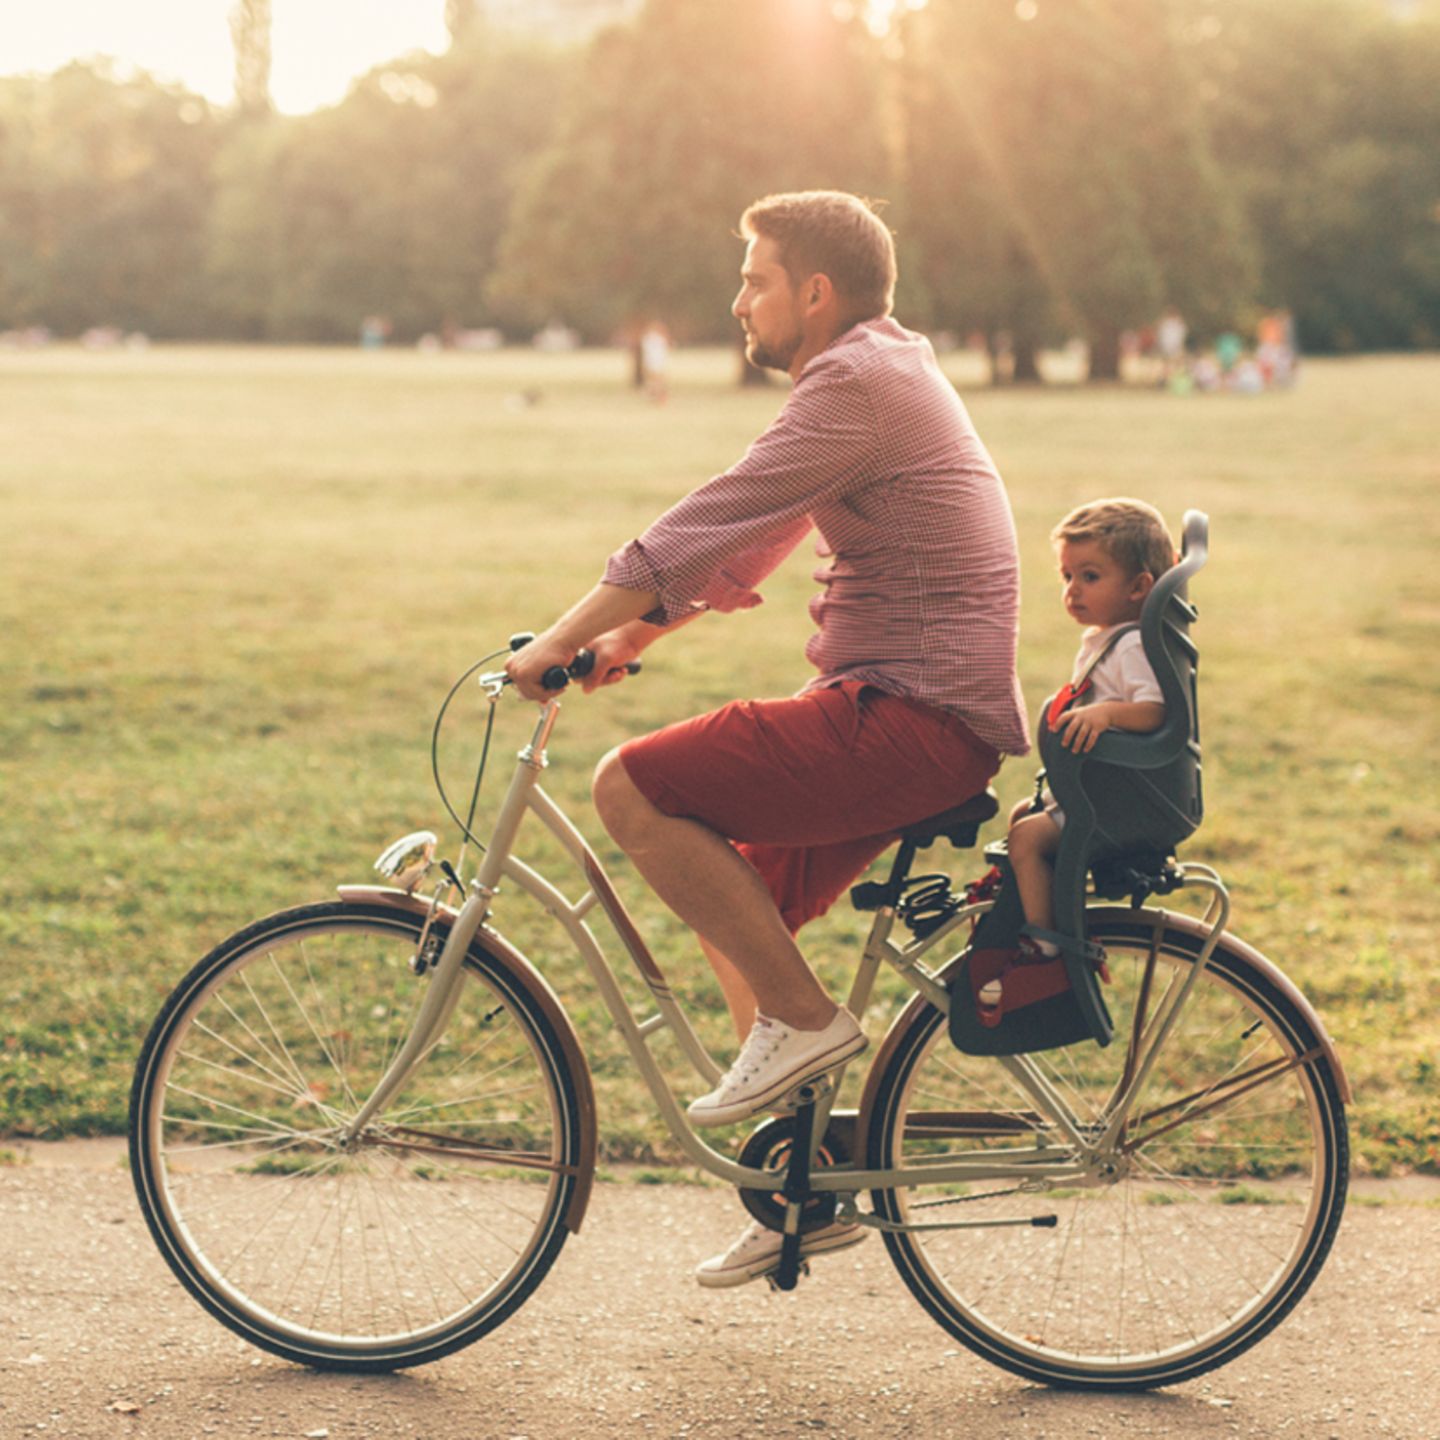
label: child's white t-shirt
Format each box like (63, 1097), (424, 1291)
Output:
(1072, 624), (1163, 708)
(1040, 626), (1164, 830)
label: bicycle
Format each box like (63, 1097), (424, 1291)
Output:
(129, 636), (1350, 1391)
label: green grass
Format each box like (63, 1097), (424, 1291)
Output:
(1, 344), (1436, 1178)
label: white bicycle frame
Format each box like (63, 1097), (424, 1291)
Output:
(343, 692), (1240, 1228)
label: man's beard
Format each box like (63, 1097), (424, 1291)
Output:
(744, 326), (799, 372)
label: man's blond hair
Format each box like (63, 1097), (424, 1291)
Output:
(1052, 498), (1176, 580)
(740, 191), (897, 325)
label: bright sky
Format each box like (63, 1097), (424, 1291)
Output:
(0, 1), (451, 114)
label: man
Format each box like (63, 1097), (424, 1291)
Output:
(507, 190), (1029, 1285)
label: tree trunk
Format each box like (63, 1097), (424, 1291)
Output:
(1088, 329), (1121, 383)
(1011, 339), (1042, 384)
(229, 0), (273, 119)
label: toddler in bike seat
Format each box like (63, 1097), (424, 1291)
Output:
(987, 498), (1176, 1017)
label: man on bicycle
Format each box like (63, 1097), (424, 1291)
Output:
(507, 190), (1029, 1284)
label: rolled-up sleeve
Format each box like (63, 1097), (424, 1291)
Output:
(602, 351), (879, 625)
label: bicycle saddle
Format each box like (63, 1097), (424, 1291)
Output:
(899, 788), (1000, 848)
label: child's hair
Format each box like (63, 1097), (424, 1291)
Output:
(1052, 498), (1176, 579)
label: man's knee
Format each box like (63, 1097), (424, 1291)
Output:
(593, 748), (651, 847)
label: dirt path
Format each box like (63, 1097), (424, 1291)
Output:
(2, 1142), (1437, 1440)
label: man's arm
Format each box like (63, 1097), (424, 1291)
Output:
(505, 582), (665, 700)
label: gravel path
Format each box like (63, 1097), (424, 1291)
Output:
(2, 1142), (1437, 1440)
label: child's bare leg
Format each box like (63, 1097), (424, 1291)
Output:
(1008, 811), (1062, 934)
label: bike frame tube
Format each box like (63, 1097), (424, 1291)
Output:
(348, 698), (1151, 1195)
(1095, 867), (1231, 1151)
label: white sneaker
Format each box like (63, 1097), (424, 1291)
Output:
(687, 1009), (867, 1128)
(695, 1218), (867, 1289)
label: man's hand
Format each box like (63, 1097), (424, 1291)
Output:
(581, 627), (645, 693)
(501, 583), (660, 702)
(504, 630), (580, 702)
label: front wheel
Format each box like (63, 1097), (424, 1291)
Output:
(130, 901), (589, 1371)
(866, 914), (1348, 1389)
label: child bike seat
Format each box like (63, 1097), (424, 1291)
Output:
(950, 510), (1208, 1056)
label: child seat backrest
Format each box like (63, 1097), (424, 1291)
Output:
(1041, 507), (1207, 923)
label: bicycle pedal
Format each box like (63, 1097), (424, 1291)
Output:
(774, 1075), (836, 1114)
(763, 1260), (810, 1293)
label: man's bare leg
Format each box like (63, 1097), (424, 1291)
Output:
(699, 937), (757, 1038)
(592, 752), (837, 1031)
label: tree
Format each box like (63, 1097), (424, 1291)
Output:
(0, 63), (221, 336)
(1195, 0), (1440, 351)
(490, 0), (894, 362)
(205, 34), (574, 341)
(898, 0), (1256, 379)
(230, 0), (273, 119)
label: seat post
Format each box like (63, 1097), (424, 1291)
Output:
(883, 839), (918, 902)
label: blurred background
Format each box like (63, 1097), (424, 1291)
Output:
(1, 0), (1437, 372)
(2, 2), (1437, 1177)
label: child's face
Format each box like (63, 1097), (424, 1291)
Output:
(1057, 539), (1153, 629)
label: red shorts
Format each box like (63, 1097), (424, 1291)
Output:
(618, 682), (1000, 933)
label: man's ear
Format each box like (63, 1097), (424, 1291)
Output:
(802, 272), (836, 316)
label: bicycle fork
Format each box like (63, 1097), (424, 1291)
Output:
(343, 700), (560, 1142)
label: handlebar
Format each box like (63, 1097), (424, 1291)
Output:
(506, 632), (643, 692)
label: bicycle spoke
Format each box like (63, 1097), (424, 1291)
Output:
(871, 926), (1344, 1384)
(134, 908), (580, 1363)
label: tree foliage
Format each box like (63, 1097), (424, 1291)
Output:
(899, 0), (1256, 375)
(490, 0), (893, 341)
(0, 63), (221, 335)
(0, 0), (1435, 354)
(1195, 0), (1440, 350)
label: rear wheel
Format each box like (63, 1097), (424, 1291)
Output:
(867, 916), (1348, 1389)
(130, 902), (587, 1371)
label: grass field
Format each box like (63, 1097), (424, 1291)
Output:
(2, 343), (1436, 1174)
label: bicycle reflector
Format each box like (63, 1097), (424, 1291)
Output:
(374, 830), (438, 893)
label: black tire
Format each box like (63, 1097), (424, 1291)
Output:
(130, 901), (587, 1371)
(866, 916), (1348, 1389)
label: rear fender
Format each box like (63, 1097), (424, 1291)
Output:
(1086, 905), (1353, 1105)
(856, 904), (1353, 1138)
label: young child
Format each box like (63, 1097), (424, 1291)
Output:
(1001, 498), (1175, 976)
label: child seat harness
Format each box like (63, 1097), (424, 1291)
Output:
(1044, 623), (1141, 732)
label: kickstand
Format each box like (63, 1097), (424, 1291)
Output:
(771, 1090), (817, 1293)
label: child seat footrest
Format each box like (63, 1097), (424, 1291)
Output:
(946, 858), (1114, 1057)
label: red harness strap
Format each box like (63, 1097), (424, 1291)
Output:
(1044, 623), (1142, 733)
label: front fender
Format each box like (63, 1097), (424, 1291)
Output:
(337, 884), (599, 1232)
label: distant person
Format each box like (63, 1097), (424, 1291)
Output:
(505, 190), (1029, 1287)
(1215, 331), (1243, 377)
(639, 321), (671, 404)
(995, 500), (1173, 1020)
(1156, 306), (1188, 385)
(1257, 310), (1297, 387)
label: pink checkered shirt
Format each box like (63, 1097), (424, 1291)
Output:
(603, 317), (1031, 756)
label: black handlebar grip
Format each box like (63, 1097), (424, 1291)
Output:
(540, 665), (570, 691)
(568, 649), (596, 679)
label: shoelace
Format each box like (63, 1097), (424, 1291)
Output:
(718, 1018), (786, 1093)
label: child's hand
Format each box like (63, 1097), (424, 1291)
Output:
(1056, 703), (1116, 753)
